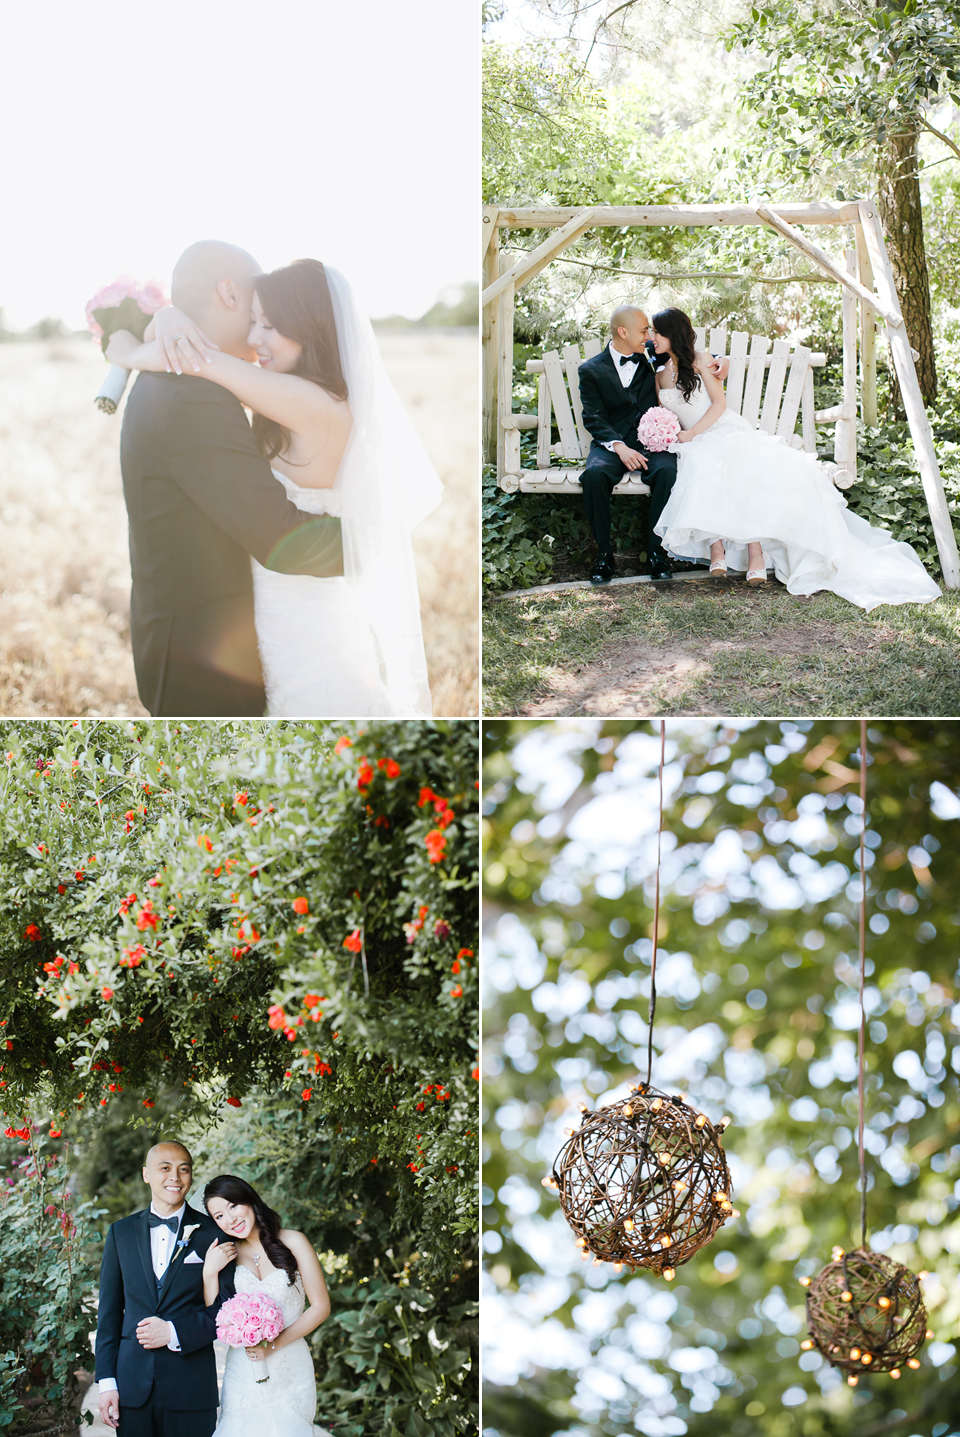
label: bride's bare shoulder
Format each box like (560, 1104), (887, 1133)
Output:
(693, 348), (712, 369)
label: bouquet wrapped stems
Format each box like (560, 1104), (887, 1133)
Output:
(85, 278), (167, 415)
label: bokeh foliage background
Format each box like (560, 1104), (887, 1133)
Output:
(482, 719), (960, 1437)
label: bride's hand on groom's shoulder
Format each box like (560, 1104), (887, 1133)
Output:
(204, 1236), (237, 1274)
(153, 305), (219, 374)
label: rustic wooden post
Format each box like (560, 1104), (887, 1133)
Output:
(858, 202), (960, 589)
(482, 207), (500, 466)
(497, 266), (515, 486)
(835, 248), (858, 483)
(854, 222), (879, 426)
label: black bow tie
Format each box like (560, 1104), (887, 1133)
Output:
(618, 352), (640, 367)
(148, 1213), (180, 1234)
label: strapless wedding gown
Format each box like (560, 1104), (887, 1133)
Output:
(251, 470), (391, 716)
(654, 384), (941, 611)
(215, 1267), (317, 1437)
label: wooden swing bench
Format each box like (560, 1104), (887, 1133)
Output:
(498, 325), (855, 495)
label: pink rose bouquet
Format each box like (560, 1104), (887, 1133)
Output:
(216, 1290), (285, 1384)
(85, 276), (168, 414)
(637, 406), (682, 452)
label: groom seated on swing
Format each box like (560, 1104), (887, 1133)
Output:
(578, 305), (728, 584)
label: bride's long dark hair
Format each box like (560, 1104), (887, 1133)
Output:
(652, 307), (700, 402)
(251, 257), (348, 461)
(203, 1175), (298, 1286)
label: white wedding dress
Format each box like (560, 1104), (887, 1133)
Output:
(252, 472), (391, 717)
(215, 1266), (318, 1437)
(247, 267), (442, 718)
(654, 382), (941, 611)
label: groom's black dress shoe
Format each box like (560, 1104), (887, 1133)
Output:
(590, 551), (616, 585)
(648, 556), (673, 581)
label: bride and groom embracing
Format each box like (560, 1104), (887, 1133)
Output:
(106, 241), (442, 719)
(96, 1141), (329, 1437)
(578, 304), (940, 609)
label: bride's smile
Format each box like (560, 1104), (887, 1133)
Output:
(247, 292), (303, 374)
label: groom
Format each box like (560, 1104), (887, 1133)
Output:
(96, 1140), (233, 1436)
(577, 305), (728, 584)
(120, 239), (344, 717)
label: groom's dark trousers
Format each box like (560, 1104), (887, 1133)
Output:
(95, 1204), (234, 1437)
(578, 346), (677, 561)
(121, 372), (345, 717)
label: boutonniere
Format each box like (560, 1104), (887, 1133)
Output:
(173, 1223), (200, 1260)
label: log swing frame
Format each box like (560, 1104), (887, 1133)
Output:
(481, 200), (960, 590)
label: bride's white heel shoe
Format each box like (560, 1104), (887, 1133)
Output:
(746, 568), (767, 586)
(709, 543), (726, 578)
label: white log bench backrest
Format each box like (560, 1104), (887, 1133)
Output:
(530, 329), (817, 469)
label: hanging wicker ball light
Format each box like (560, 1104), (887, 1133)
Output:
(801, 1247), (929, 1384)
(796, 726), (932, 1388)
(543, 1081), (735, 1278)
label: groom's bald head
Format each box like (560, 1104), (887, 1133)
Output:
(171, 241), (262, 357)
(610, 305), (648, 338)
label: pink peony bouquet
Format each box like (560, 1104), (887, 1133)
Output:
(216, 1290), (284, 1383)
(637, 406), (682, 452)
(85, 276), (168, 414)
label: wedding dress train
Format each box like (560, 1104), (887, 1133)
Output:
(215, 1266), (318, 1437)
(654, 383), (941, 611)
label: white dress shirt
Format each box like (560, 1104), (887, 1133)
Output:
(98, 1204), (184, 1394)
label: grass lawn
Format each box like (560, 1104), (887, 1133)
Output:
(483, 577), (960, 716)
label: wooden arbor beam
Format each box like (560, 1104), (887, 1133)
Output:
(857, 202), (960, 590)
(482, 208), (599, 309)
(756, 206), (902, 329)
(495, 201), (863, 229)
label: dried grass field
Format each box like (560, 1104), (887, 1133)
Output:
(0, 331), (478, 717)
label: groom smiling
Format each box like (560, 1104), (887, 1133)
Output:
(96, 1141), (234, 1436)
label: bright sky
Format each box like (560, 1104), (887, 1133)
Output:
(1, 0), (478, 330)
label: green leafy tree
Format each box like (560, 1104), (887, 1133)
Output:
(724, 0), (960, 408)
(483, 719), (960, 1437)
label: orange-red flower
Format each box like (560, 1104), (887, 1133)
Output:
(450, 984), (462, 998)
(143, 1099), (155, 1108)
(356, 757), (374, 790)
(101, 987), (114, 1001)
(456, 948), (474, 962)
(267, 1004), (286, 1031)
(302, 1088), (312, 1101)
(197, 833), (213, 852)
(136, 901), (159, 932)
(425, 830), (447, 864)
(343, 929), (362, 953)
(317, 1061), (332, 1077)
(234, 791), (248, 806)
(293, 897), (309, 915)
(24, 924), (42, 942)
(334, 735), (353, 754)
(226, 1096), (242, 1108)
(376, 757), (401, 779)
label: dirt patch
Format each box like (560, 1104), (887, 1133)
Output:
(517, 620), (876, 716)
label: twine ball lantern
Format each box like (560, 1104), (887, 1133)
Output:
(796, 723), (932, 1387)
(544, 1081), (734, 1278)
(543, 724), (735, 1280)
(801, 1247), (930, 1383)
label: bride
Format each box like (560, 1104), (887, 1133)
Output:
(650, 307), (941, 610)
(106, 259), (442, 716)
(202, 1175), (330, 1436)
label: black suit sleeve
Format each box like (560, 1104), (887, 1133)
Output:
(172, 1257), (235, 1354)
(168, 382), (343, 577)
(578, 364), (622, 445)
(94, 1225), (123, 1382)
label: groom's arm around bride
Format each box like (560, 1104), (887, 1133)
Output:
(96, 1141), (234, 1437)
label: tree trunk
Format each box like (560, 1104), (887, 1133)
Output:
(876, 120), (937, 410)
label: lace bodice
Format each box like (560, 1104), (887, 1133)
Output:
(270, 467), (341, 516)
(233, 1263), (306, 1326)
(657, 383), (713, 430)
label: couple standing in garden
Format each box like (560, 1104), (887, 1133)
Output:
(579, 302), (941, 610)
(96, 1142), (328, 1437)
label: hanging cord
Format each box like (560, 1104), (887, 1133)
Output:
(646, 721), (666, 1087)
(857, 719), (868, 1250)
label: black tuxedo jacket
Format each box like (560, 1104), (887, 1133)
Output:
(94, 1204), (234, 1411)
(120, 372), (344, 717)
(578, 344), (665, 447)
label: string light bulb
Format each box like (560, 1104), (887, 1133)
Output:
(663, 1267), (675, 1281)
(907, 1358), (921, 1370)
(877, 1296), (891, 1309)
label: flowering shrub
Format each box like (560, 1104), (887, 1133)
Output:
(0, 1128), (102, 1433)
